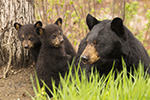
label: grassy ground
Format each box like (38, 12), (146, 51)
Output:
(28, 61), (150, 100)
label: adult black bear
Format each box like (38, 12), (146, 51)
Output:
(14, 21), (42, 63)
(76, 14), (150, 77)
(36, 18), (75, 97)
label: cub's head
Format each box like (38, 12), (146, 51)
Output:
(81, 14), (126, 64)
(36, 18), (64, 48)
(14, 21), (42, 49)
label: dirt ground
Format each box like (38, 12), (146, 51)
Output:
(0, 65), (35, 100)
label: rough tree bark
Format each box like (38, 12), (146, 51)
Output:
(0, 0), (35, 78)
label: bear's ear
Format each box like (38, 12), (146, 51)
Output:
(86, 14), (99, 30)
(14, 23), (22, 30)
(55, 18), (62, 27)
(111, 17), (126, 40)
(36, 27), (44, 36)
(34, 21), (42, 27)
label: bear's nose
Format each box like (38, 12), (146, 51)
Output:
(81, 55), (89, 64)
(24, 44), (29, 49)
(60, 39), (64, 44)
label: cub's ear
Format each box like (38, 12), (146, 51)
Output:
(34, 21), (42, 27)
(14, 23), (22, 30)
(111, 17), (126, 40)
(86, 14), (100, 30)
(55, 18), (62, 27)
(36, 27), (44, 36)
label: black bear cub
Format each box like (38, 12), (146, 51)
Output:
(14, 21), (42, 63)
(76, 14), (150, 77)
(36, 18), (72, 97)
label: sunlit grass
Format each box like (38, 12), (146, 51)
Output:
(28, 60), (150, 100)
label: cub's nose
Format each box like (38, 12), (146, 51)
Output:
(81, 55), (89, 64)
(60, 39), (64, 44)
(24, 44), (29, 49)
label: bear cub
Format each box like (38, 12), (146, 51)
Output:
(36, 18), (72, 97)
(14, 21), (42, 63)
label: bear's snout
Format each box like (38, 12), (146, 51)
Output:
(23, 40), (29, 49)
(81, 43), (100, 64)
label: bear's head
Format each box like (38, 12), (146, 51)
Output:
(14, 21), (42, 49)
(36, 18), (64, 48)
(81, 14), (126, 64)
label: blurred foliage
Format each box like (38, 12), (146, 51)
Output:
(34, 0), (150, 55)
(124, 1), (139, 25)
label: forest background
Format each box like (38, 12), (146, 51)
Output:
(34, 0), (150, 54)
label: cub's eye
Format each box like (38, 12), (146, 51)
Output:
(29, 37), (34, 41)
(20, 37), (24, 41)
(51, 35), (56, 39)
(93, 40), (98, 45)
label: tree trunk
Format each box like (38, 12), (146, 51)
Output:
(0, 0), (35, 77)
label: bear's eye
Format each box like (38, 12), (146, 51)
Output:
(29, 37), (34, 41)
(93, 40), (98, 45)
(51, 35), (56, 39)
(20, 37), (24, 41)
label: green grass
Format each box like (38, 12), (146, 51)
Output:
(28, 61), (150, 100)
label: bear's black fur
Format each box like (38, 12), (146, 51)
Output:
(76, 14), (150, 77)
(63, 35), (76, 61)
(36, 18), (75, 97)
(54, 18), (76, 60)
(14, 21), (42, 63)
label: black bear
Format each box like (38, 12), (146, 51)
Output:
(76, 14), (150, 77)
(36, 18), (75, 97)
(14, 21), (42, 63)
